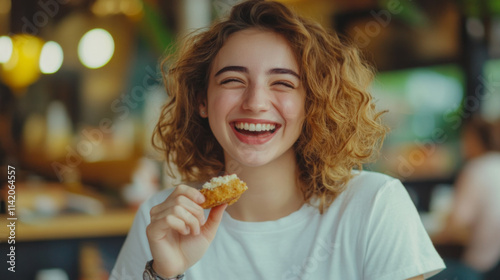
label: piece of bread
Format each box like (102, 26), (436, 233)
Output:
(200, 174), (248, 209)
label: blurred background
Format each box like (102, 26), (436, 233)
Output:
(0, 0), (499, 279)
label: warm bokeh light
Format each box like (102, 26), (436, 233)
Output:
(91, 0), (143, 17)
(39, 41), (64, 74)
(78, 28), (115, 69)
(0, 0), (11, 15)
(0, 34), (44, 92)
(120, 0), (143, 16)
(0, 35), (13, 63)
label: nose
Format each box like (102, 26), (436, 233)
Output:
(241, 83), (270, 113)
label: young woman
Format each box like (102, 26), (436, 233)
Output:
(111, 1), (445, 279)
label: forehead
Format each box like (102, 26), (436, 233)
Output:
(210, 28), (299, 74)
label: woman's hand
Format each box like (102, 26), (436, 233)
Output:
(146, 184), (227, 278)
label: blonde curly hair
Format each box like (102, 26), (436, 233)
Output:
(154, 0), (387, 212)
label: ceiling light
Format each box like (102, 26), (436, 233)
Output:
(39, 41), (64, 74)
(78, 28), (115, 69)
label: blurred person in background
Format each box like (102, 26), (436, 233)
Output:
(433, 116), (500, 280)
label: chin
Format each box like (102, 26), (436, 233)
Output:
(229, 151), (275, 169)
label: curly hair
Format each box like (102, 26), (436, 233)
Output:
(153, 0), (387, 212)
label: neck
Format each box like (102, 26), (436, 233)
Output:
(224, 149), (304, 222)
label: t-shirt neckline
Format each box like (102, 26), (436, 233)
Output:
(221, 203), (317, 233)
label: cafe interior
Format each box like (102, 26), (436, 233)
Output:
(0, 0), (499, 279)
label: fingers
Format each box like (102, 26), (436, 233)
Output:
(149, 206), (202, 237)
(166, 214), (191, 235)
(172, 205), (200, 235)
(201, 204), (227, 240)
(149, 185), (207, 237)
(175, 195), (206, 225)
(150, 185), (204, 215)
(172, 184), (205, 205)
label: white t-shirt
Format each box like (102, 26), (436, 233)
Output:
(110, 171), (445, 280)
(453, 152), (500, 271)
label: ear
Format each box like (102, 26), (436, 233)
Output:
(199, 99), (208, 118)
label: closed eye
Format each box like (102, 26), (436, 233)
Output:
(273, 81), (295, 89)
(220, 78), (244, 85)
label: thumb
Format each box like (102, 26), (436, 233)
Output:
(201, 204), (227, 241)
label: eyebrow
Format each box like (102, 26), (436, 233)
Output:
(267, 68), (300, 79)
(214, 66), (248, 77)
(214, 66), (300, 79)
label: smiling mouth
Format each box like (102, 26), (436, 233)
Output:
(232, 122), (279, 136)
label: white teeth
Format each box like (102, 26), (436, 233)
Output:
(234, 122), (276, 132)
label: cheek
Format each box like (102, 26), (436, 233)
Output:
(207, 92), (240, 119)
(279, 95), (305, 123)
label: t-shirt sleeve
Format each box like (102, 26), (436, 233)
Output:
(109, 198), (155, 280)
(362, 179), (445, 280)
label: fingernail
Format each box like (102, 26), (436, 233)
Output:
(198, 194), (205, 204)
(185, 226), (190, 235)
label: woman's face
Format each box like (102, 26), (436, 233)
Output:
(202, 28), (306, 168)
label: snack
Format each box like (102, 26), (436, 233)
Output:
(200, 174), (248, 209)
